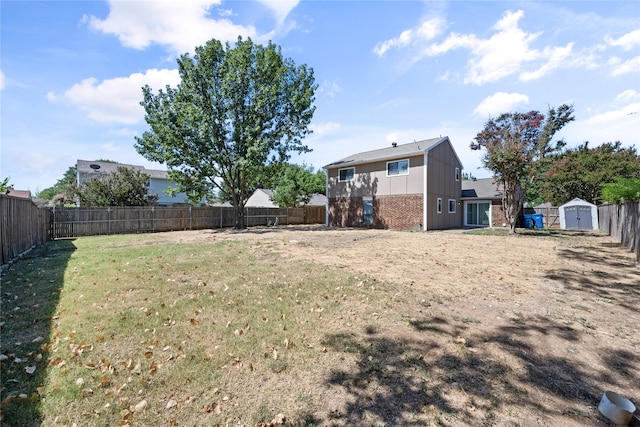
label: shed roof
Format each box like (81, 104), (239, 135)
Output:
(323, 137), (456, 169)
(76, 160), (169, 180)
(559, 198), (596, 208)
(461, 178), (503, 199)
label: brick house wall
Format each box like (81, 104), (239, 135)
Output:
(328, 194), (423, 230)
(491, 200), (508, 227)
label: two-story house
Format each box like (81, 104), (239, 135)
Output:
(76, 160), (194, 205)
(324, 137), (463, 230)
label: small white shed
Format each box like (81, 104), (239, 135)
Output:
(559, 198), (598, 230)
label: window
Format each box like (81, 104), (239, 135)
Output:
(363, 196), (373, 225)
(437, 197), (443, 214)
(448, 199), (457, 213)
(466, 202), (490, 226)
(338, 167), (354, 182)
(387, 159), (409, 176)
(455, 167), (460, 181)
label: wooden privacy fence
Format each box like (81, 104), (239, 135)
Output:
(1, 194), (52, 266)
(523, 206), (560, 228)
(52, 205), (326, 239)
(598, 201), (639, 262)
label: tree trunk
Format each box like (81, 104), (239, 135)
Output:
(232, 197), (246, 229)
(502, 179), (523, 234)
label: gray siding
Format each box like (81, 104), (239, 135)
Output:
(327, 155), (425, 198)
(425, 141), (462, 230)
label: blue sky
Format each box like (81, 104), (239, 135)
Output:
(2, 1), (639, 194)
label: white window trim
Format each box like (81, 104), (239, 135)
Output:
(338, 167), (355, 182)
(386, 159), (409, 177)
(448, 199), (457, 213)
(437, 197), (443, 214)
(455, 167), (460, 181)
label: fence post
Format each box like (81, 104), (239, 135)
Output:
(189, 205), (192, 230)
(152, 206), (155, 232)
(107, 207), (111, 235)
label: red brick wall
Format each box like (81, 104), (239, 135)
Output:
(328, 194), (423, 230)
(491, 200), (508, 227)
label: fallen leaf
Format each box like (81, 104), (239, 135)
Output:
(25, 366), (36, 374)
(76, 378), (85, 386)
(166, 399), (177, 410)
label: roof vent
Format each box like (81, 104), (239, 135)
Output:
(392, 142), (397, 148)
(89, 164), (101, 170)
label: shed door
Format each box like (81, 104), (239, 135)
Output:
(565, 205), (592, 229)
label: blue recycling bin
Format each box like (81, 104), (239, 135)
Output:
(524, 213), (544, 229)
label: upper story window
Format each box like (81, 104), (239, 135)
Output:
(387, 159), (409, 176)
(455, 167), (460, 181)
(338, 167), (355, 182)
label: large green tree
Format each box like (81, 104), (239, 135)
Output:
(76, 167), (158, 207)
(541, 141), (640, 205)
(601, 177), (640, 203)
(136, 37), (317, 229)
(271, 164), (326, 207)
(471, 104), (574, 233)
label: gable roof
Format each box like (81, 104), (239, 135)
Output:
(76, 160), (169, 180)
(323, 137), (459, 169)
(461, 178), (503, 199)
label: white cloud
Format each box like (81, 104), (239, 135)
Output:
(101, 142), (121, 152)
(616, 89), (640, 102)
(379, 9), (582, 85)
(318, 80), (342, 99)
(473, 92), (530, 117)
(562, 101), (640, 148)
(611, 55), (640, 76)
(310, 121), (341, 136)
(374, 17), (446, 56)
(257, 0), (299, 26)
(520, 43), (574, 81)
(606, 29), (640, 50)
(85, 0), (259, 55)
(0, 70), (5, 90)
(54, 68), (180, 124)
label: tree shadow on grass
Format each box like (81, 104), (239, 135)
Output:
(0, 240), (76, 426)
(320, 313), (639, 426)
(545, 240), (639, 315)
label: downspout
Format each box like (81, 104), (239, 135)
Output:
(423, 153), (428, 231)
(324, 168), (329, 227)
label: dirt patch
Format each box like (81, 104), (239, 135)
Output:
(149, 225), (639, 426)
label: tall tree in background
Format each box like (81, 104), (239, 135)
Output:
(271, 164), (326, 207)
(136, 37), (317, 229)
(601, 177), (640, 203)
(76, 167), (158, 207)
(471, 104), (574, 233)
(541, 142), (640, 205)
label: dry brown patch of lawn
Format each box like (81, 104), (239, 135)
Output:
(1, 226), (638, 426)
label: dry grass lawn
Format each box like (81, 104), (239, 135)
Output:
(1, 225), (638, 426)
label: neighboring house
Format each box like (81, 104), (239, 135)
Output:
(4, 189), (32, 199)
(76, 160), (193, 205)
(324, 137), (462, 230)
(245, 188), (327, 208)
(461, 178), (508, 228)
